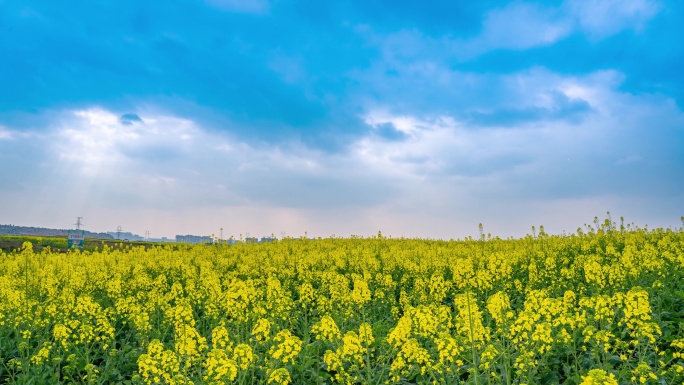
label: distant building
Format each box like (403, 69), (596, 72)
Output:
(147, 237), (174, 243)
(176, 235), (212, 244)
(107, 231), (145, 241)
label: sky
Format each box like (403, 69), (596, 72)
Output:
(1, 0), (683, 240)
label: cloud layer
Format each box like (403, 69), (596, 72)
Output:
(1, 0), (682, 238)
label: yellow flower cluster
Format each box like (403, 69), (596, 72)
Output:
(212, 325), (233, 350)
(30, 342), (52, 365)
(267, 367), (291, 385)
(322, 322), (374, 383)
(174, 323), (208, 362)
(454, 293), (488, 345)
(351, 279), (372, 306)
(203, 349), (238, 383)
(486, 291), (514, 327)
(138, 340), (190, 385)
(232, 343), (254, 370)
(389, 338), (432, 381)
(311, 315), (341, 342)
(434, 334), (463, 370)
(297, 282), (316, 310)
(251, 318), (272, 342)
(268, 330), (302, 364)
(359, 322), (374, 346)
(580, 369), (619, 385)
(631, 362), (658, 383)
(622, 287), (662, 344)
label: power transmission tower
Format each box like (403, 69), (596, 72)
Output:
(116, 226), (122, 240)
(145, 230), (150, 240)
(74, 217), (83, 229)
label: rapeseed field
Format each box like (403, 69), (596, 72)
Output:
(1, 219), (683, 384)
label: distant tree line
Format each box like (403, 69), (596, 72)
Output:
(0, 224), (114, 239)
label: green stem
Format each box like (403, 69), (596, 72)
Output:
(25, 249), (29, 323)
(467, 293), (479, 385)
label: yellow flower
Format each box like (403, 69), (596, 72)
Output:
(390, 338), (433, 379)
(137, 340), (184, 385)
(311, 316), (341, 343)
(486, 291), (512, 327)
(203, 349), (238, 383)
(434, 334), (463, 368)
(251, 318), (272, 343)
(269, 330), (302, 364)
(351, 279), (371, 306)
(454, 293), (488, 345)
(211, 324), (233, 351)
(174, 323), (208, 362)
(30, 342), (52, 365)
(359, 322), (374, 346)
(267, 368), (291, 385)
(579, 369), (618, 385)
(479, 344), (498, 371)
(232, 344), (254, 370)
(339, 331), (364, 363)
(631, 362), (657, 384)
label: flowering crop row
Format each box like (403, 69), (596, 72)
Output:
(1, 220), (683, 384)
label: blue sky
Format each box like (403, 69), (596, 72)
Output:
(1, 0), (682, 239)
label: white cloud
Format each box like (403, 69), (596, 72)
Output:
(55, 108), (200, 174)
(2, 65), (682, 239)
(0, 126), (13, 139)
(565, 0), (661, 39)
(364, 111), (426, 136)
(356, 67), (683, 204)
(471, 2), (572, 51)
(442, 0), (662, 59)
(358, 108), (556, 183)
